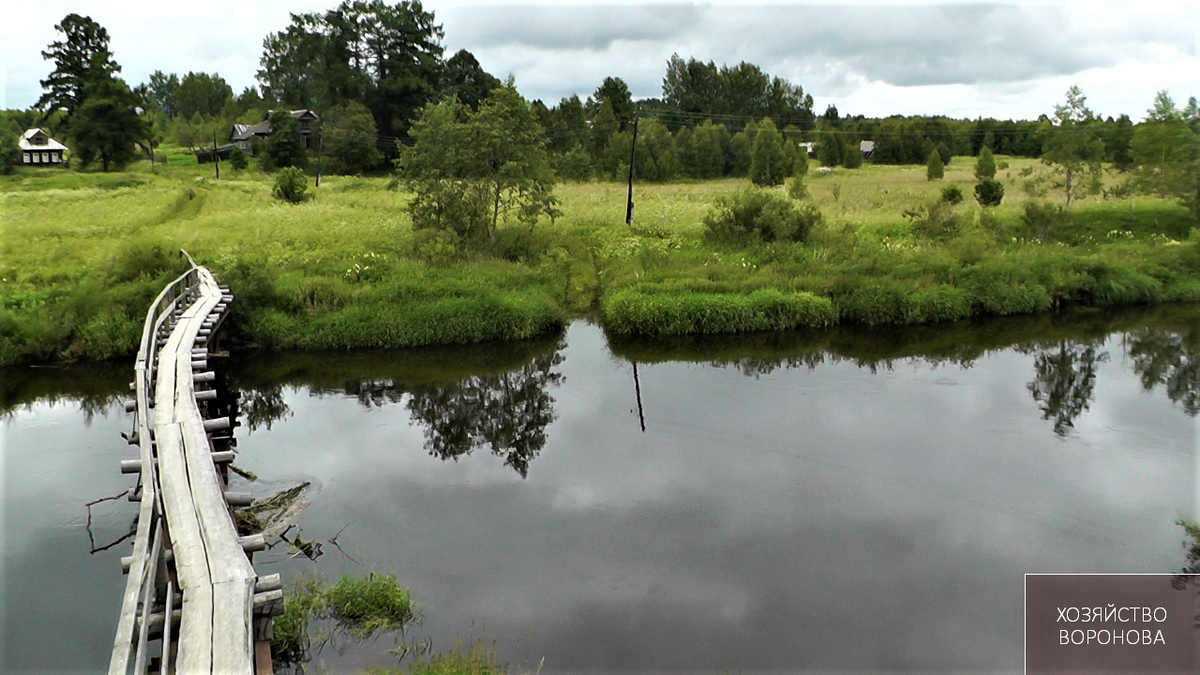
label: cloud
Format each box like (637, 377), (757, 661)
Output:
(446, 4), (703, 50)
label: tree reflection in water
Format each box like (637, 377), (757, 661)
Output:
(1125, 329), (1200, 417)
(405, 350), (565, 478)
(1024, 341), (1109, 436)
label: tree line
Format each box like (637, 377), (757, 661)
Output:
(3, 0), (1198, 226)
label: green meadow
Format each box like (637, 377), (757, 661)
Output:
(1, 151), (1197, 365)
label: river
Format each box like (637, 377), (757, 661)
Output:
(3, 307), (1198, 673)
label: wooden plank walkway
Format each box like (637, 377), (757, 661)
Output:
(109, 253), (279, 675)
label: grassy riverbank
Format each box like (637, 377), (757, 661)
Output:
(1, 153), (1197, 365)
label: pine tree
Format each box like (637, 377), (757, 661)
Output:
(749, 118), (787, 186)
(926, 148), (944, 180)
(974, 146), (996, 179)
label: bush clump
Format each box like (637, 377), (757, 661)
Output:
(273, 167), (310, 204)
(1020, 201), (1073, 241)
(703, 188), (822, 244)
(975, 178), (1004, 207)
(903, 201), (964, 240)
(940, 185), (964, 205)
(230, 146), (248, 171)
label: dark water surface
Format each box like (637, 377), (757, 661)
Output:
(4, 308), (1199, 674)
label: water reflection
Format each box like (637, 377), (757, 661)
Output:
(1024, 341), (1108, 436)
(228, 335), (568, 478)
(405, 348), (564, 478)
(1126, 329), (1200, 417)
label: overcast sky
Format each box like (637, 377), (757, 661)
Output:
(2, 1), (1196, 121)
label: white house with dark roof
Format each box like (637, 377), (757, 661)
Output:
(229, 110), (319, 153)
(20, 128), (68, 165)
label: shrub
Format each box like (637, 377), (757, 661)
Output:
(974, 147), (996, 179)
(975, 178), (1004, 207)
(703, 188), (822, 244)
(552, 145), (594, 182)
(411, 228), (460, 266)
(273, 167), (309, 204)
(926, 149), (944, 180)
(786, 174), (809, 200)
(903, 201), (964, 240)
(1020, 201), (1073, 240)
(842, 144), (863, 169)
(229, 146), (248, 171)
(940, 185), (964, 205)
(793, 150), (809, 176)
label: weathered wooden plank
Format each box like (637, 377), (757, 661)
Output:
(211, 579), (256, 674)
(174, 582), (214, 673)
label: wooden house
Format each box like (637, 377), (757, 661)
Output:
(230, 110), (319, 154)
(20, 128), (68, 165)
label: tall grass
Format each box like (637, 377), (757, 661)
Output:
(2, 155), (1197, 363)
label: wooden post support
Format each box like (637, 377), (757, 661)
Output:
(120, 459), (143, 474)
(255, 574), (282, 593)
(203, 417), (231, 433)
(195, 389), (218, 401)
(194, 372), (216, 383)
(225, 492), (253, 507)
(210, 450), (236, 464)
(239, 534), (266, 552)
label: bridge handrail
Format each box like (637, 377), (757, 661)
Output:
(109, 251), (201, 675)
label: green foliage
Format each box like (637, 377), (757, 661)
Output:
(1131, 91), (1200, 220)
(551, 144), (593, 182)
(662, 55), (815, 126)
(36, 14), (121, 124)
(974, 146), (996, 179)
(793, 149), (809, 176)
(903, 200), (964, 240)
(272, 572), (416, 671)
(786, 174), (809, 200)
(175, 71), (232, 119)
(818, 131), (844, 168)
(324, 573), (415, 640)
(842, 142), (863, 169)
(1020, 201), (1073, 240)
(323, 101), (384, 175)
(603, 288), (836, 336)
(749, 118), (788, 186)
(0, 127), (20, 175)
(1040, 85), (1106, 206)
(68, 75), (150, 172)
(703, 188), (822, 243)
(940, 185), (964, 205)
(227, 146), (247, 171)
(258, 0), (444, 142)
(926, 149), (944, 180)
(975, 178), (1004, 207)
(412, 228), (460, 266)
(273, 166), (309, 203)
(398, 82), (560, 245)
(267, 110), (307, 170)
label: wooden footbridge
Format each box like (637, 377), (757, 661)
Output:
(110, 251), (283, 675)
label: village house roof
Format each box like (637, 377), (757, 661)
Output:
(230, 110), (318, 143)
(19, 128), (68, 152)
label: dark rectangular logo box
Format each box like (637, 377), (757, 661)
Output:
(1026, 574), (1200, 674)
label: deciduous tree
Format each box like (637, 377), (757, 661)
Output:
(1040, 85), (1105, 207)
(398, 82), (560, 245)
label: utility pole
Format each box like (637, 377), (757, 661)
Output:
(625, 110), (639, 226)
(212, 130), (219, 180)
(315, 130), (324, 187)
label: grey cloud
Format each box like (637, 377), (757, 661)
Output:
(447, 3), (1194, 94)
(722, 4), (1192, 87)
(446, 4), (702, 50)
